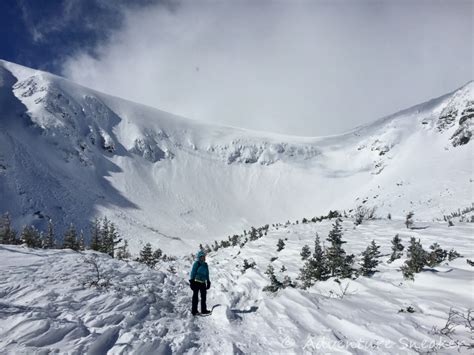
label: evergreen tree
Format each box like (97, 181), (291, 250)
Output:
(102, 221), (122, 257)
(42, 220), (55, 249)
(360, 240), (381, 276)
(78, 230), (86, 251)
(405, 211), (414, 229)
(0, 213), (17, 245)
(241, 259), (256, 273)
(249, 227), (258, 241)
(99, 217), (110, 254)
(300, 245), (311, 260)
(139, 243), (156, 268)
(116, 240), (131, 260)
(388, 234), (404, 262)
(325, 218), (353, 278)
(448, 249), (461, 261)
(401, 237), (427, 280)
(204, 244), (212, 254)
(298, 235), (329, 288)
(63, 223), (79, 251)
(263, 264), (283, 292)
(20, 225), (41, 248)
(90, 218), (102, 251)
(282, 275), (295, 289)
(277, 238), (285, 251)
(426, 243), (447, 267)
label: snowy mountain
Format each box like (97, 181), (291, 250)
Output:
(0, 59), (472, 253)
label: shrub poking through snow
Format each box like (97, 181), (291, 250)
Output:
(388, 234), (404, 262)
(426, 243), (448, 267)
(241, 259), (256, 273)
(448, 249), (462, 261)
(405, 211), (414, 229)
(354, 205), (376, 225)
(263, 264), (283, 292)
(400, 237), (427, 280)
(277, 238), (285, 251)
(360, 240), (381, 276)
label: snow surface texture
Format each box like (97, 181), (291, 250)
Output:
(0, 59), (473, 253)
(0, 219), (472, 353)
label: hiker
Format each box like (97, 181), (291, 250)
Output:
(189, 250), (211, 315)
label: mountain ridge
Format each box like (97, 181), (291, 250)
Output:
(0, 60), (472, 253)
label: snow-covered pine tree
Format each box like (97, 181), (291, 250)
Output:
(63, 223), (79, 251)
(90, 218), (102, 251)
(388, 234), (404, 262)
(20, 225), (41, 248)
(139, 243), (156, 268)
(263, 264), (283, 292)
(0, 213), (17, 245)
(204, 244), (212, 254)
(426, 243), (447, 267)
(300, 244), (311, 260)
(325, 218), (354, 278)
(401, 237), (427, 280)
(116, 240), (131, 260)
(360, 240), (381, 276)
(405, 211), (414, 229)
(277, 238), (285, 251)
(42, 220), (55, 249)
(298, 234), (329, 288)
(448, 249), (461, 261)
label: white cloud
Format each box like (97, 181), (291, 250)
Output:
(62, 0), (473, 136)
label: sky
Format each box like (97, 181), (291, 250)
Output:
(1, 0), (472, 136)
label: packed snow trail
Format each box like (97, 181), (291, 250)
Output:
(1, 219), (473, 353)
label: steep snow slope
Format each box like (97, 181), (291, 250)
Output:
(0, 60), (472, 253)
(0, 219), (472, 353)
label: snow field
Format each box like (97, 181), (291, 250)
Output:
(1, 219), (472, 353)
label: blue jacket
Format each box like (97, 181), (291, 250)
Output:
(190, 260), (209, 282)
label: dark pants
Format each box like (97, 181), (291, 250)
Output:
(192, 282), (207, 313)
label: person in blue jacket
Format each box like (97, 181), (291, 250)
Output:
(189, 250), (211, 315)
